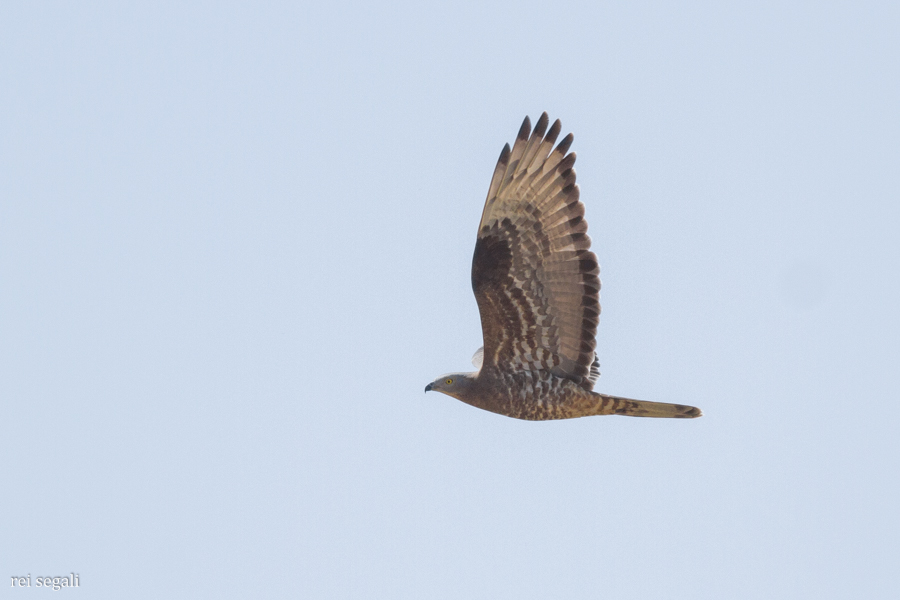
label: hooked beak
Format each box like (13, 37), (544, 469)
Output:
(424, 382), (433, 393)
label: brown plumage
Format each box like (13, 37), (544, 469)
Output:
(425, 114), (702, 421)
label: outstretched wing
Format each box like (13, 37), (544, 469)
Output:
(471, 113), (601, 390)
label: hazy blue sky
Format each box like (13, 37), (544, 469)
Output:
(2, 2), (898, 598)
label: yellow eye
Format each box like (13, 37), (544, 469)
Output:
(445, 378), (453, 385)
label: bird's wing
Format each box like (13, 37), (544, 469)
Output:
(471, 113), (600, 389)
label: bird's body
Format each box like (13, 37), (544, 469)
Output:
(435, 367), (699, 421)
(425, 113), (702, 421)
(447, 367), (593, 421)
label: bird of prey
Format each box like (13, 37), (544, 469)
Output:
(424, 113), (702, 421)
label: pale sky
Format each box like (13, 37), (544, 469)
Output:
(2, 2), (898, 598)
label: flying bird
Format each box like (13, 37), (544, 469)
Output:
(425, 113), (702, 421)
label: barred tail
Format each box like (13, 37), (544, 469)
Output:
(593, 394), (702, 419)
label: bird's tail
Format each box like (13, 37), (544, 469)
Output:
(592, 394), (702, 419)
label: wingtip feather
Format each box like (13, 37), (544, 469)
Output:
(517, 116), (531, 141)
(555, 133), (574, 156)
(533, 112), (549, 138)
(547, 119), (562, 145)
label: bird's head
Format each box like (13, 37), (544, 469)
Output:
(424, 373), (476, 400)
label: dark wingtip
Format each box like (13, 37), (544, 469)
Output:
(555, 132), (574, 156)
(533, 112), (549, 138)
(546, 119), (562, 145)
(498, 142), (511, 163)
(517, 115), (531, 141)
